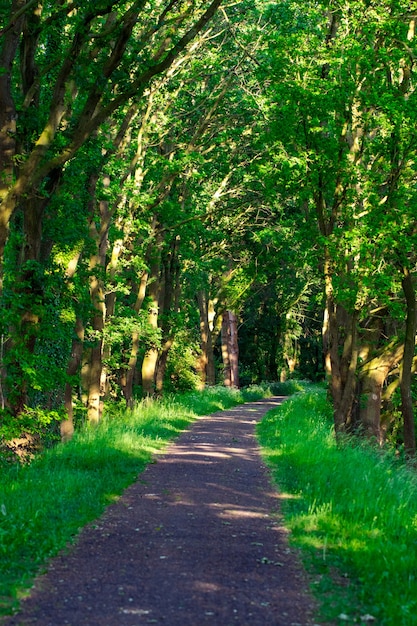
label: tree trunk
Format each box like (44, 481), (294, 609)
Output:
(155, 338), (174, 393)
(85, 190), (110, 422)
(154, 237), (181, 393)
(358, 343), (404, 444)
(322, 251), (360, 436)
(142, 345), (159, 396)
(197, 290), (219, 386)
(122, 330), (140, 407)
(322, 253), (344, 432)
(281, 322), (298, 377)
(229, 310), (239, 388)
(221, 310), (239, 388)
(87, 267), (106, 424)
(221, 312), (231, 387)
(87, 334), (104, 425)
(61, 318), (84, 442)
(207, 298), (219, 385)
(357, 367), (385, 443)
(197, 296), (209, 387)
(335, 309), (359, 433)
(100, 238), (123, 399)
(121, 270), (148, 406)
(400, 268), (416, 457)
(0, 1), (25, 283)
(141, 233), (162, 396)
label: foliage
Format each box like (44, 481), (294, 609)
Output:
(254, 0), (417, 440)
(258, 388), (417, 625)
(0, 406), (63, 461)
(0, 0), (415, 469)
(163, 334), (202, 393)
(267, 379), (312, 395)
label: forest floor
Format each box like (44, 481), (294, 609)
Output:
(2, 398), (318, 626)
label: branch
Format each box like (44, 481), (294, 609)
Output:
(33, 0), (224, 180)
(0, 0), (40, 36)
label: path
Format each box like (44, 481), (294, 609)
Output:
(4, 398), (316, 626)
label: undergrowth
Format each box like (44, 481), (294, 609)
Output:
(0, 384), (268, 616)
(257, 387), (417, 626)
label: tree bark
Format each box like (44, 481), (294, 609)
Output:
(155, 338), (174, 393)
(229, 310), (239, 388)
(141, 232), (162, 396)
(142, 343), (159, 396)
(61, 318), (84, 442)
(400, 268), (416, 457)
(197, 290), (216, 386)
(322, 252), (345, 432)
(221, 312), (231, 387)
(322, 249), (362, 436)
(221, 310), (239, 388)
(0, 1), (25, 202)
(121, 270), (148, 407)
(358, 342), (404, 444)
(85, 189), (111, 423)
(154, 236), (181, 393)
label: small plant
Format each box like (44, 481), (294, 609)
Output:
(164, 341), (202, 393)
(267, 379), (312, 395)
(0, 406), (63, 463)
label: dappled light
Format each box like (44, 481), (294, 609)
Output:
(0, 398), (316, 625)
(258, 390), (417, 625)
(1, 0), (416, 622)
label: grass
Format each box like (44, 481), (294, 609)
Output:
(257, 386), (417, 626)
(0, 384), (268, 616)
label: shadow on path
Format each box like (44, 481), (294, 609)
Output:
(3, 397), (316, 626)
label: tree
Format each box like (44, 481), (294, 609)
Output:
(258, 0), (417, 449)
(0, 0), (224, 421)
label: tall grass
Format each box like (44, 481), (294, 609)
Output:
(257, 387), (417, 626)
(0, 385), (267, 616)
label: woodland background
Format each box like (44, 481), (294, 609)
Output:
(0, 0), (417, 456)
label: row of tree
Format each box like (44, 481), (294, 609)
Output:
(261, 0), (417, 454)
(0, 1), (416, 456)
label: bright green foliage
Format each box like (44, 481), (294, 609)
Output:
(0, 0), (241, 432)
(163, 332), (202, 393)
(253, 0), (417, 439)
(0, 0), (416, 451)
(258, 389), (417, 625)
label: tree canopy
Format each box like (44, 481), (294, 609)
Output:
(0, 0), (416, 456)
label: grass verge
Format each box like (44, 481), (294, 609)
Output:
(0, 384), (268, 617)
(257, 386), (417, 626)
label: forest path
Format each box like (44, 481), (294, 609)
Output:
(4, 397), (317, 626)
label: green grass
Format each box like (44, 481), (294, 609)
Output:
(257, 387), (417, 626)
(0, 384), (268, 616)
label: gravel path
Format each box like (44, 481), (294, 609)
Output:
(3, 397), (317, 626)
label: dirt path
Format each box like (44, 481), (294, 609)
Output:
(3, 397), (317, 626)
